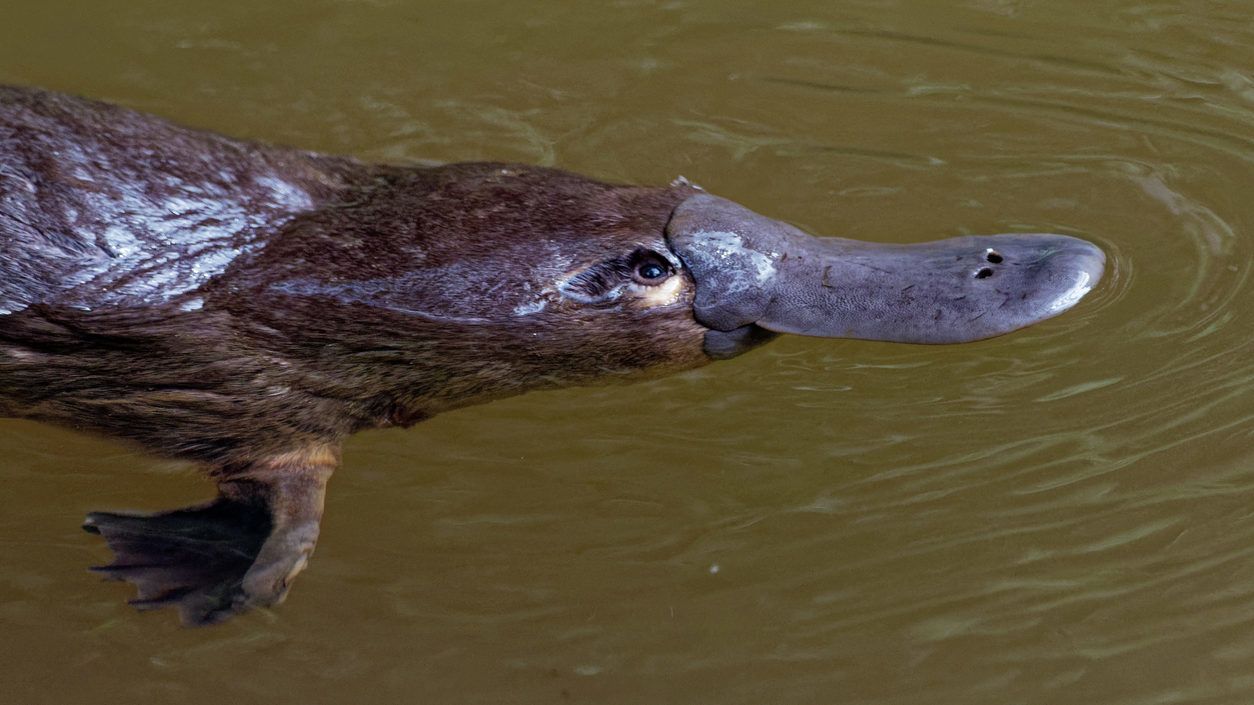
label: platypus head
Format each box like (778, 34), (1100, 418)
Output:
(242, 165), (1103, 413)
(525, 178), (1103, 368)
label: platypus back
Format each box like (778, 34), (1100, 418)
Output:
(0, 86), (351, 314)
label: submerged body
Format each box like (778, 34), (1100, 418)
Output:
(0, 86), (1104, 624)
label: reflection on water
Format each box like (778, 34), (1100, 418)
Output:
(1, 1), (1252, 703)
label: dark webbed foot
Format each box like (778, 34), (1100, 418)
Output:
(85, 499), (273, 625)
(85, 454), (333, 625)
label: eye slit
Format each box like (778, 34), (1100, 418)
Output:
(630, 251), (673, 285)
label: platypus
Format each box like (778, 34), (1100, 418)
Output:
(0, 86), (1104, 625)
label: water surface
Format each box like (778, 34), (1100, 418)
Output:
(1, 1), (1252, 703)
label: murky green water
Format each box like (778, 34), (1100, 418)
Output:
(2, 1), (1252, 703)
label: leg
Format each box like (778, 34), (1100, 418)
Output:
(221, 466), (329, 614)
(84, 447), (336, 626)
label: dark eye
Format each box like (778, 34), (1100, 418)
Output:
(633, 257), (671, 284)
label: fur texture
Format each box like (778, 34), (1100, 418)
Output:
(0, 86), (711, 472)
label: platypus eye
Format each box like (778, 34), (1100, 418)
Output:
(635, 261), (668, 282)
(559, 248), (678, 304)
(631, 252), (673, 285)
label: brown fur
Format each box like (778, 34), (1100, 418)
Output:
(0, 88), (711, 472)
(0, 86), (713, 622)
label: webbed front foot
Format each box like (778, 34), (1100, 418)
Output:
(84, 457), (333, 625)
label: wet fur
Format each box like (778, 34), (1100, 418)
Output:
(0, 86), (710, 472)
